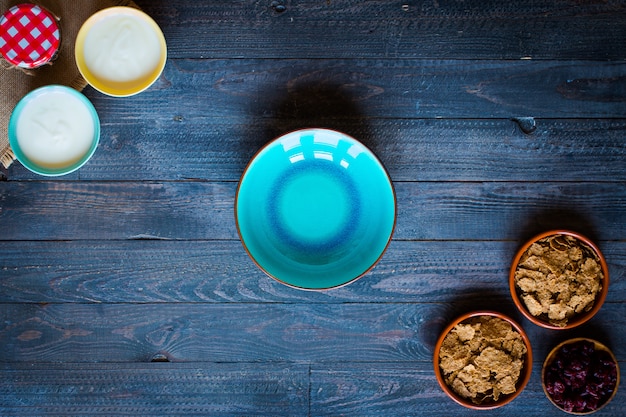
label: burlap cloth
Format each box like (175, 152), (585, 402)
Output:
(0, 0), (138, 168)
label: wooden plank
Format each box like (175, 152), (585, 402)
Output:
(139, 1), (626, 60)
(0, 363), (309, 416)
(0, 181), (238, 241)
(396, 181), (626, 241)
(0, 240), (623, 304)
(0, 2), (623, 416)
(8, 118), (626, 183)
(1, 361), (625, 416)
(0, 181), (624, 241)
(74, 59), (626, 120)
(310, 362), (626, 416)
(0, 302), (623, 363)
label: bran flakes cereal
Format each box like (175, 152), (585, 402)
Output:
(438, 316), (527, 404)
(514, 234), (603, 327)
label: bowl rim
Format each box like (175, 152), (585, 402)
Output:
(542, 337), (620, 415)
(8, 85), (101, 176)
(509, 230), (609, 330)
(234, 127), (397, 291)
(74, 6), (167, 97)
(433, 310), (533, 410)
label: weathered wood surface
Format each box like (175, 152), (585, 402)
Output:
(1, 302), (624, 363)
(0, 240), (624, 304)
(148, 1), (626, 60)
(0, 363), (309, 416)
(2, 363), (624, 416)
(7, 118), (626, 182)
(0, 181), (624, 240)
(309, 362), (626, 417)
(1, 0), (625, 415)
(87, 59), (625, 119)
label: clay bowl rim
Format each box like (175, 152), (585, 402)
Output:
(433, 310), (533, 410)
(542, 337), (620, 415)
(509, 230), (609, 330)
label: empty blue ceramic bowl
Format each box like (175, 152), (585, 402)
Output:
(236, 128), (396, 290)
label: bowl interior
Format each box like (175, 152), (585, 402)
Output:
(433, 311), (533, 410)
(75, 7), (167, 97)
(8, 85), (100, 176)
(509, 230), (609, 329)
(542, 338), (620, 415)
(236, 128), (396, 290)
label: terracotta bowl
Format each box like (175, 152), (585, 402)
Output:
(433, 311), (533, 410)
(509, 230), (609, 330)
(542, 338), (620, 414)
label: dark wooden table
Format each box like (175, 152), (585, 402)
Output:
(1, 1), (625, 415)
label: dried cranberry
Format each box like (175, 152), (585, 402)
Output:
(544, 340), (618, 413)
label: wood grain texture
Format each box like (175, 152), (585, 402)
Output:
(76, 59), (626, 120)
(1, 362), (625, 416)
(0, 302), (442, 363)
(138, 0), (626, 60)
(0, 363), (309, 416)
(0, 181), (237, 240)
(0, 302), (623, 364)
(309, 362), (626, 416)
(0, 240), (623, 304)
(1, 181), (624, 240)
(7, 118), (626, 183)
(1, 0), (625, 415)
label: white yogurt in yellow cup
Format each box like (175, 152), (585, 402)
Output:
(8, 85), (100, 176)
(75, 7), (167, 97)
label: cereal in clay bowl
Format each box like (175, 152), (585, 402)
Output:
(510, 230), (609, 329)
(433, 311), (533, 409)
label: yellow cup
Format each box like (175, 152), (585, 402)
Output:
(75, 7), (167, 97)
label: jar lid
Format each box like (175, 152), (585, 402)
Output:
(0, 3), (60, 69)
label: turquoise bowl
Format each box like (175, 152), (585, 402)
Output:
(8, 85), (100, 176)
(236, 128), (396, 290)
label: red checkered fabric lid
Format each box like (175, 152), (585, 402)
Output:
(0, 3), (60, 69)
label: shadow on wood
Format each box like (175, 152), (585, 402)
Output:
(422, 290), (521, 353)
(512, 208), (599, 246)
(253, 80), (376, 154)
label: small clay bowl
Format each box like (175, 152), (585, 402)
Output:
(542, 338), (620, 415)
(433, 311), (533, 410)
(510, 230), (609, 330)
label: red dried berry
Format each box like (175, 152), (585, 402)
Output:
(544, 340), (618, 413)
